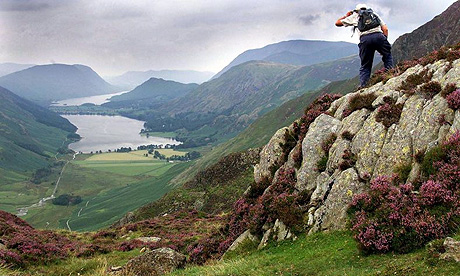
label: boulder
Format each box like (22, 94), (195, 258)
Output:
(254, 127), (290, 184)
(413, 95), (453, 154)
(311, 168), (362, 232)
(352, 112), (387, 179)
(120, 248), (186, 276)
(296, 114), (341, 192)
(226, 230), (258, 252)
(440, 237), (460, 262)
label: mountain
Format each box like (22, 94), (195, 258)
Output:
(0, 64), (119, 105)
(212, 40), (357, 79)
(0, 86), (76, 183)
(105, 78), (198, 108)
(0, 63), (35, 77)
(134, 55), (361, 147)
(392, 0), (460, 63)
(106, 70), (214, 90)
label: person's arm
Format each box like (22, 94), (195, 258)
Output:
(381, 24), (389, 37)
(335, 11), (353, 27)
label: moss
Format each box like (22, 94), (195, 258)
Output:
(394, 162), (412, 183)
(421, 145), (447, 177)
(316, 156), (328, 172)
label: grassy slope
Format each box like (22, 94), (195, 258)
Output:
(22, 151), (190, 231)
(2, 231), (457, 276)
(171, 231), (460, 276)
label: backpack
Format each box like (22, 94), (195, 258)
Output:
(357, 9), (381, 32)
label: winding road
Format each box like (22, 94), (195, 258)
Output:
(16, 152), (78, 217)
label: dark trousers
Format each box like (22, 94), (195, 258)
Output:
(359, 32), (393, 87)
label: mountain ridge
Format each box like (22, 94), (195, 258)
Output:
(212, 40), (357, 79)
(0, 64), (119, 105)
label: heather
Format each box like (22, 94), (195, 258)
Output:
(349, 132), (460, 254)
(0, 210), (77, 268)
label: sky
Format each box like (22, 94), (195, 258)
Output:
(0, 0), (457, 76)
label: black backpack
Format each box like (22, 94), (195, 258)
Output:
(357, 9), (381, 32)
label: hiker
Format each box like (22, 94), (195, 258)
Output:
(335, 4), (394, 88)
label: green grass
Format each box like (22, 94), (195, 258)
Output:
(62, 162), (191, 231)
(19, 153), (190, 231)
(170, 231), (460, 276)
(75, 160), (173, 177)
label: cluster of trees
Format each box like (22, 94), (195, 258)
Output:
(152, 150), (201, 162)
(115, 147), (132, 153)
(137, 144), (175, 151)
(52, 194), (82, 206)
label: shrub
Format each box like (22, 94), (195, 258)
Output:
(341, 131), (354, 141)
(345, 93), (377, 117)
(441, 83), (458, 98)
(349, 132), (460, 254)
(399, 68), (433, 95)
(446, 89), (460, 110)
(338, 149), (357, 171)
(375, 97), (404, 128)
(419, 81), (441, 99)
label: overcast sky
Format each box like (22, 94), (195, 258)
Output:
(0, 0), (457, 76)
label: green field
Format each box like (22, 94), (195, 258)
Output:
(15, 151), (191, 231)
(171, 231), (460, 276)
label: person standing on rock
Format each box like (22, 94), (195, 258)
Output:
(335, 3), (394, 88)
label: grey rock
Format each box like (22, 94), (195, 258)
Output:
(352, 111), (388, 179)
(227, 229), (259, 252)
(449, 110), (460, 136)
(120, 248), (186, 276)
(296, 114), (342, 192)
(440, 237), (460, 262)
(254, 127), (290, 184)
(135, 237), (162, 243)
(312, 168), (363, 231)
(413, 95), (453, 154)
(373, 95), (425, 177)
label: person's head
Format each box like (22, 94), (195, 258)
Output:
(354, 4), (368, 12)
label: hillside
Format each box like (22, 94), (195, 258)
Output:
(104, 78), (198, 108)
(134, 56), (362, 148)
(0, 64), (119, 105)
(212, 40), (357, 79)
(0, 86), (76, 185)
(0, 63), (35, 77)
(106, 70), (214, 90)
(392, 0), (460, 63)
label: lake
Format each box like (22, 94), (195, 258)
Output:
(51, 91), (128, 106)
(63, 115), (180, 153)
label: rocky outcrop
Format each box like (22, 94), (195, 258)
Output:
(252, 55), (460, 238)
(118, 248), (186, 276)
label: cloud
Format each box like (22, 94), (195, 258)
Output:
(0, 0), (52, 12)
(299, 14), (320, 25)
(0, 0), (457, 75)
